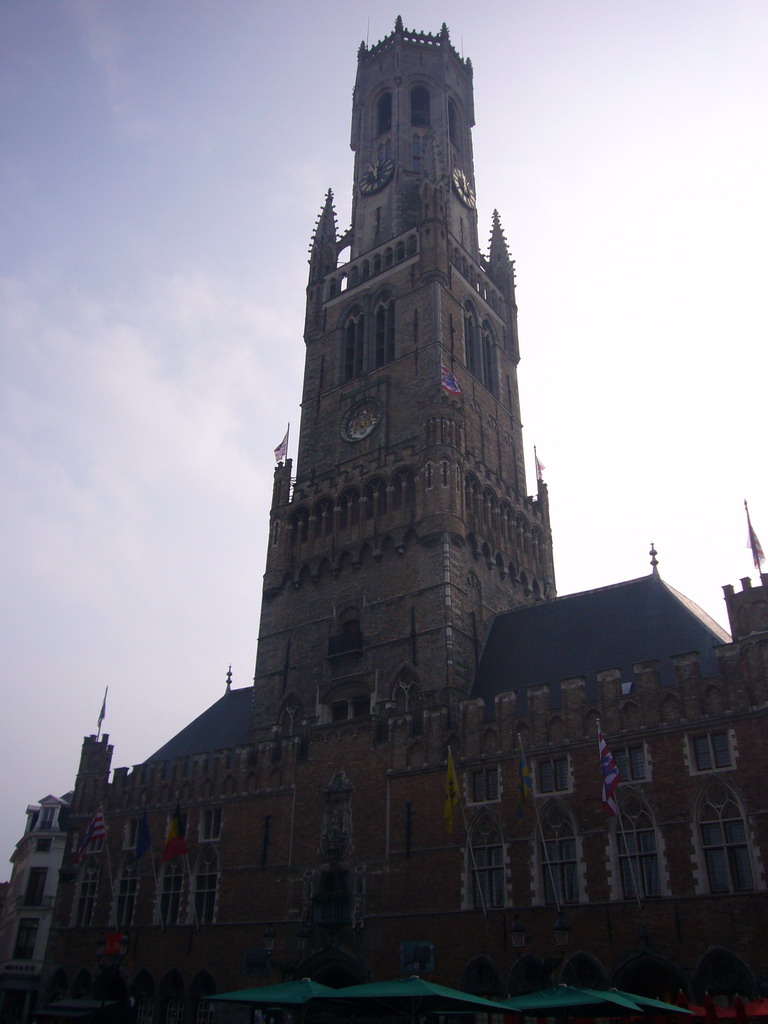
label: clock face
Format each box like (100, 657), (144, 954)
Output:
(452, 167), (476, 208)
(360, 158), (395, 195)
(342, 400), (382, 441)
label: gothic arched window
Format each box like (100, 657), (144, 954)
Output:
(391, 468), (416, 512)
(377, 91), (392, 135)
(448, 99), (460, 149)
(468, 814), (505, 909)
(116, 859), (138, 928)
(374, 295), (395, 367)
(193, 847), (219, 925)
(344, 309), (365, 381)
(314, 497), (334, 537)
(290, 508), (309, 546)
(410, 85), (430, 127)
(75, 863), (99, 927)
(364, 478), (387, 520)
(159, 861), (184, 926)
(480, 320), (498, 395)
(464, 302), (479, 377)
(698, 782), (754, 892)
(616, 792), (661, 898)
(338, 489), (359, 529)
(540, 806), (579, 904)
(412, 134), (424, 173)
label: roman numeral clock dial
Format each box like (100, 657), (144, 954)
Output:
(359, 158), (395, 195)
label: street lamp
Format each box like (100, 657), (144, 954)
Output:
(508, 911), (570, 986)
(510, 914), (528, 955)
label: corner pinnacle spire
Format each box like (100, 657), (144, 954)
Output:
(308, 189), (338, 283)
(488, 209), (511, 270)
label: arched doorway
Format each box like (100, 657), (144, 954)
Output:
(296, 945), (369, 987)
(461, 956), (506, 998)
(613, 951), (688, 1002)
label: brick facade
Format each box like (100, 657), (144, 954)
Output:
(41, 18), (768, 1024)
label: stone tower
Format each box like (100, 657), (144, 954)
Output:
(252, 19), (554, 740)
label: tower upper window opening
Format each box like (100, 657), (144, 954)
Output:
(344, 310), (365, 381)
(448, 99), (460, 149)
(377, 91), (392, 135)
(412, 135), (424, 173)
(410, 86), (431, 127)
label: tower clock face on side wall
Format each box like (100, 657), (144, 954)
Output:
(342, 400), (382, 441)
(359, 159), (395, 195)
(452, 167), (476, 208)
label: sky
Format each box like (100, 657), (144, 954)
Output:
(2, 0), (767, 871)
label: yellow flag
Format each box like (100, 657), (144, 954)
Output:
(443, 749), (460, 833)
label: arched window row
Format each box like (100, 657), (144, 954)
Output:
(326, 235), (418, 301)
(463, 302), (498, 396)
(450, 251), (505, 315)
(464, 476), (546, 572)
(288, 469), (418, 548)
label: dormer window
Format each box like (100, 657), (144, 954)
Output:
(410, 86), (430, 127)
(377, 92), (392, 135)
(39, 806), (56, 830)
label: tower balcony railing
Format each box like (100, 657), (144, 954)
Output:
(327, 631), (365, 659)
(312, 892), (352, 927)
(326, 232), (419, 301)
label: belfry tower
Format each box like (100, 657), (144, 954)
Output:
(252, 19), (554, 739)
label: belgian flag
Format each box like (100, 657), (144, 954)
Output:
(161, 801), (187, 862)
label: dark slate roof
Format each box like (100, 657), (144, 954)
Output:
(144, 686), (252, 763)
(471, 573), (730, 710)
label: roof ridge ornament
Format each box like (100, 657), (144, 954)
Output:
(650, 543), (659, 576)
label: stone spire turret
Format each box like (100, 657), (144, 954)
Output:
(308, 189), (338, 284)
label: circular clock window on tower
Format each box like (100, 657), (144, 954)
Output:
(342, 400), (382, 442)
(359, 158), (394, 195)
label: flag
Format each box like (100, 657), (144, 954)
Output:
(440, 364), (462, 396)
(517, 747), (532, 818)
(599, 732), (620, 816)
(161, 801), (188, 863)
(443, 750), (460, 833)
(746, 501), (765, 570)
(535, 450), (545, 481)
(135, 805), (151, 860)
(76, 806), (106, 863)
(274, 425), (289, 463)
(97, 687), (108, 731)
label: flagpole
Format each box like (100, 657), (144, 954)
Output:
(745, 500), (765, 573)
(597, 721), (642, 911)
(151, 845), (165, 934)
(186, 852), (200, 931)
(447, 746), (487, 918)
(103, 831), (114, 918)
(97, 686), (108, 741)
(518, 734), (561, 911)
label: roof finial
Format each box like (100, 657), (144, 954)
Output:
(226, 665), (232, 691)
(650, 543), (659, 576)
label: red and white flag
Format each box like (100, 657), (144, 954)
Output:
(440, 364), (462, 396)
(273, 425), (289, 464)
(599, 733), (620, 816)
(76, 806), (106, 862)
(535, 449), (545, 482)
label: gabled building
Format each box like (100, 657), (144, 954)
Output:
(42, 18), (768, 1023)
(0, 793), (71, 1023)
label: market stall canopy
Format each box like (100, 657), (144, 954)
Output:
(210, 979), (337, 1005)
(328, 976), (516, 1020)
(502, 985), (657, 1016)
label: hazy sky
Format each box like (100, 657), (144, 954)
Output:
(2, 0), (767, 869)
